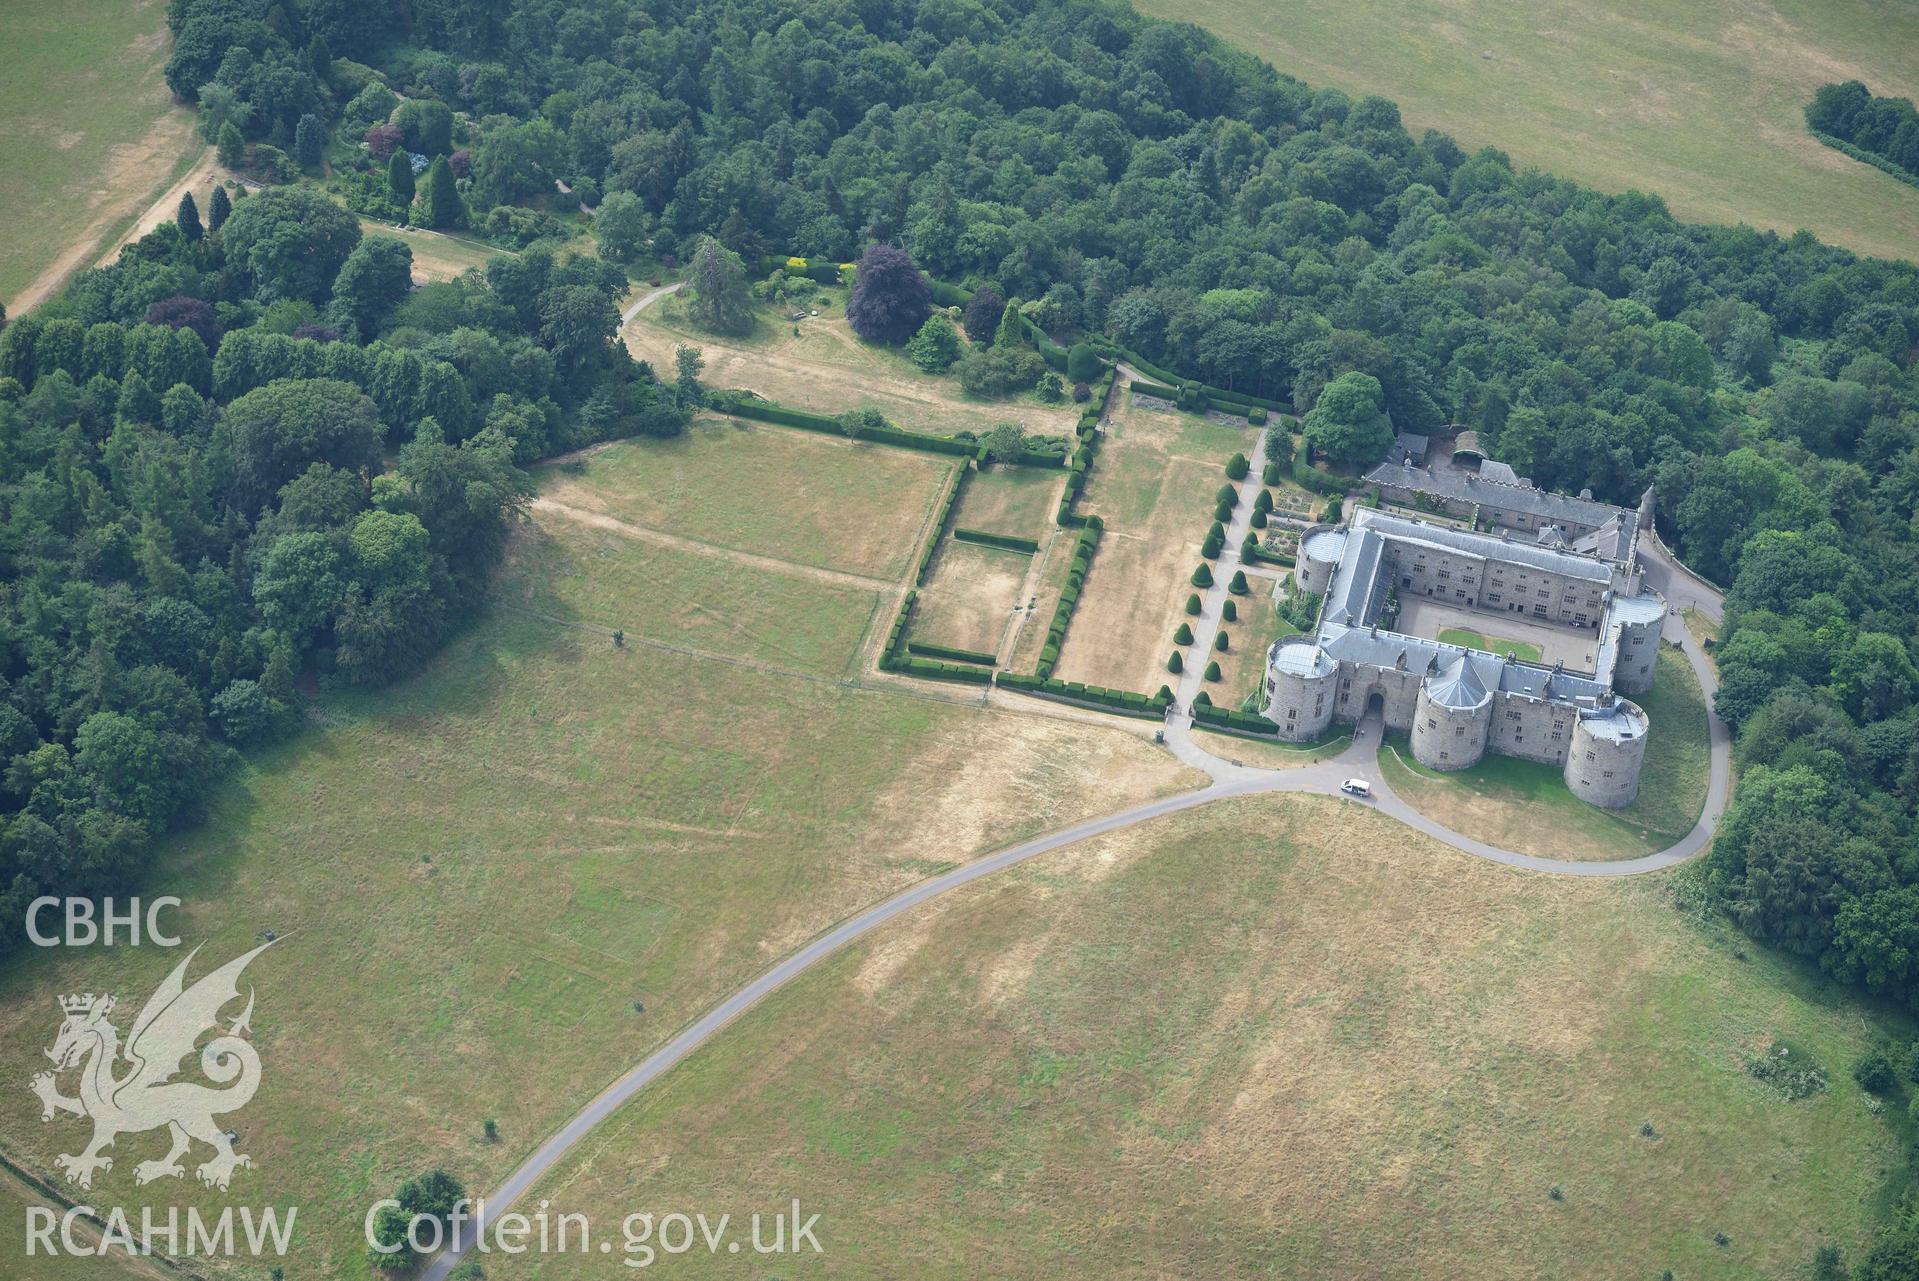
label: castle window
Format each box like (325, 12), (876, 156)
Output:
(1603, 770), (1614, 778)
(1455, 725), (1465, 736)
(1487, 593), (1502, 604)
(1426, 718), (1436, 729)
(1287, 709), (1297, 720)
(1586, 751), (1596, 761)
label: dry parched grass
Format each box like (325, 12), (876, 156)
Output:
(503, 794), (1895, 1280)
(908, 540), (1031, 657)
(0, 431), (1198, 1277)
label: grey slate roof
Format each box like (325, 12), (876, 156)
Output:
(1363, 461), (1637, 542)
(1352, 509), (1615, 584)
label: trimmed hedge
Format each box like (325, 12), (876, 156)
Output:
(1034, 517), (1102, 678)
(1055, 372), (1117, 526)
(719, 395), (977, 457)
(915, 470), (969, 586)
(1191, 703), (1284, 735)
(930, 279), (974, 308)
(996, 671), (1172, 719)
(1292, 457), (1350, 496)
(889, 655), (993, 684)
(906, 640), (998, 665)
(953, 527), (1041, 554)
(1131, 380), (1179, 401)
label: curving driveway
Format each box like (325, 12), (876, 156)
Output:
(422, 319), (1734, 1280)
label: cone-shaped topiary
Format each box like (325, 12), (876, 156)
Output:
(1167, 651), (1184, 674)
(1215, 630), (1229, 651)
(1191, 563), (1214, 588)
(1226, 452), (1249, 480)
(1155, 685), (1174, 704)
(1216, 483), (1237, 505)
(1204, 660), (1221, 681)
(1214, 500), (1234, 522)
(1251, 509), (1267, 528)
(1194, 692), (1212, 707)
(1263, 462), (1280, 485)
(1222, 599), (1238, 622)
(1255, 489), (1273, 512)
(1229, 570), (1249, 594)
(1184, 593), (1203, 615)
(1174, 622), (1194, 645)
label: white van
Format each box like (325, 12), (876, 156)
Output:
(1339, 778), (1372, 798)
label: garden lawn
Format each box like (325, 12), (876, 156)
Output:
(1054, 394), (1254, 693)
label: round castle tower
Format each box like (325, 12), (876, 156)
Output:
(1608, 591), (1665, 696)
(1563, 699), (1649, 808)
(1263, 638), (1338, 741)
(1295, 525), (1347, 596)
(1410, 655), (1493, 771)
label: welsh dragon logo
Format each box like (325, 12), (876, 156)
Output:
(29, 941), (275, 1191)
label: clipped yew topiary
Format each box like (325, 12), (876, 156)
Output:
(1222, 599), (1237, 622)
(1229, 570), (1249, 594)
(1251, 509), (1268, 528)
(1215, 630), (1229, 651)
(1184, 593), (1203, 615)
(1255, 489), (1274, 512)
(1174, 622), (1194, 645)
(1263, 462), (1281, 485)
(1204, 660), (1222, 681)
(1155, 685), (1174, 704)
(1216, 483), (1237, 505)
(1226, 452), (1249, 480)
(1191, 563), (1214, 588)
(1167, 651), (1184, 674)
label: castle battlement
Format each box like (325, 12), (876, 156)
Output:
(1265, 501), (1662, 809)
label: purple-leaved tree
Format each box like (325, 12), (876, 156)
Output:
(845, 243), (932, 345)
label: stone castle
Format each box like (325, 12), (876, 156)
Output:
(1261, 457), (1666, 808)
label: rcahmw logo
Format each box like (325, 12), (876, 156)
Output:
(30, 940), (276, 1191)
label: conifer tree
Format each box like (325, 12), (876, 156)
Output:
(177, 192), (203, 242)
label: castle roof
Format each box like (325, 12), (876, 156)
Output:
(1352, 509), (1615, 584)
(1363, 461), (1637, 543)
(1426, 654), (1492, 709)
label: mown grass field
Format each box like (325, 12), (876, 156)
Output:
(0, 0), (202, 310)
(537, 417), (953, 582)
(0, 434), (1202, 1277)
(1381, 646), (1712, 859)
(497, 793), (1894, 1279)
(1144, 0), (1919, 263)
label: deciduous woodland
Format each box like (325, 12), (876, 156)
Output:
(5, 0), (1919, 1266)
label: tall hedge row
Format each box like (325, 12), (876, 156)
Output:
(997, 672), (1170, 718)
(1034, 517), (1102, 679)
(953, 528), (1041, 554)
